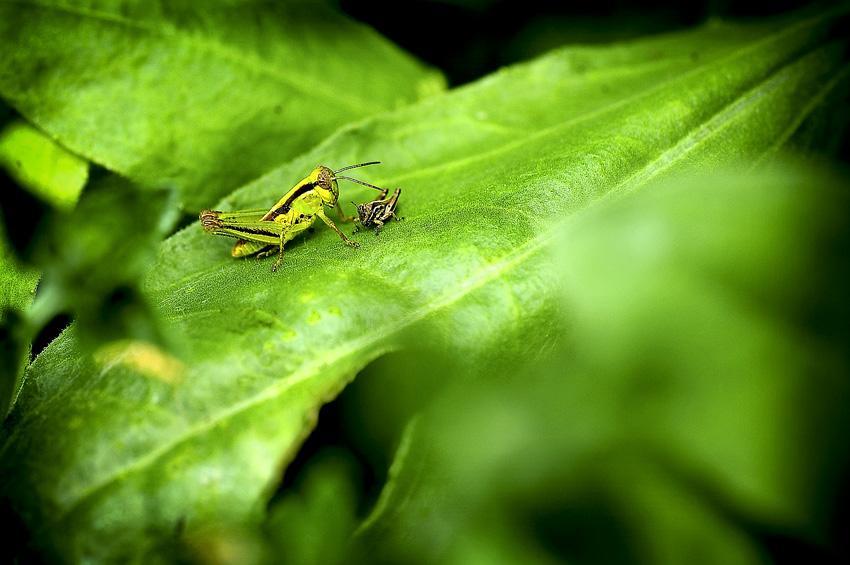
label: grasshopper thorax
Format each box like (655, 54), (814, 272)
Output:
(311, 166), (339, 206)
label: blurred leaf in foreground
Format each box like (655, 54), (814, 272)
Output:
(1, 7), (848, 562)
(351, 162), (850, 564)
(26, 176), (180, 352)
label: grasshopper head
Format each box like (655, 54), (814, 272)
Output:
(311, 166), (339, 206)
(351, 200), (373, 223)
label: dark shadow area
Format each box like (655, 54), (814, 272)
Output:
(340, 0), (820, 86)
(0, 169), (52, 262)
(275, 376), (387, 519)
(29, 312), (72, 360)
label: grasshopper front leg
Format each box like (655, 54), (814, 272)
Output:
(317, 209), (359, 248)
(371, 211), (403, 236)
(335, 202), (354, 222)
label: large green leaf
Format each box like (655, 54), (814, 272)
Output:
(0, 0), (444, 210)
(1, 9), (848, 562)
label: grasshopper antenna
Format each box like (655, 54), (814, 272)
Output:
(335, 176), (385, 191)
(333, 161), (384, 191)
(334, 161), (380, 173)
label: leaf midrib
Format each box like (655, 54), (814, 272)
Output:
(756, 62), (850, 167)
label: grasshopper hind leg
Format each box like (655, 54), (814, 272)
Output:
(271, 243), (286, 273)
(271, 227), (293, 272)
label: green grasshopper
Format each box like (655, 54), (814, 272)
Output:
(352, 187), (404, 236)
(200, 162), (385, 271)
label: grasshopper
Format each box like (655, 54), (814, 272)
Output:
(200, 162), (385, 271)
(351, 187), (403, 236)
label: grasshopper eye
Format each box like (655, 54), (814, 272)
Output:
(316, 169), (332, 189)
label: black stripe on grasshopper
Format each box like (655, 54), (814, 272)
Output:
(265, 183), (316, 220)
(225, 225), (280, 237)
(351, 187), (403, 236)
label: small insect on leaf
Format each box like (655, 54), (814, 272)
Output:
(199, 162), (386, 272)
(352, 187), (404, 236)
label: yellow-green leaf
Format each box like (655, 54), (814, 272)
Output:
(0, 120), (88, 211)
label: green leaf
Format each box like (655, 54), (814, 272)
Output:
(0, 230), (39, 329)
(2, 10), (848, 562)
(0, 119), (88, 211)
(0, 0), (445, 211)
